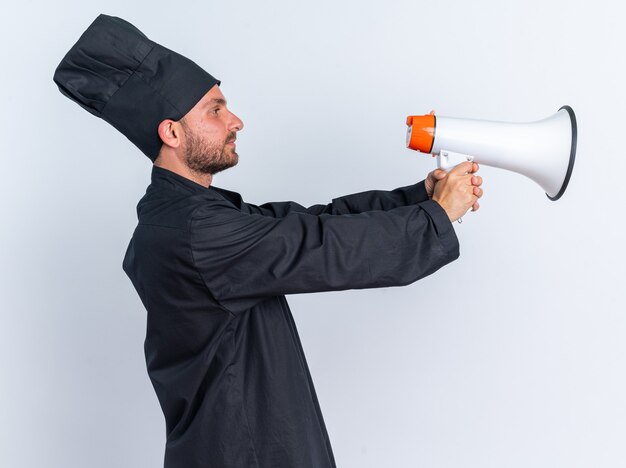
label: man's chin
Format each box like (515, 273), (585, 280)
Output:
(209, 153), (238, 175)
(228, 150), (239, 166)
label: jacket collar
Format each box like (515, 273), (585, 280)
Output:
(150, 165), (243, 208)
(151, 165), (208, 193)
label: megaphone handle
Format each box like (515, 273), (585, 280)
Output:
(436, 150), (475, 224)
(437, 150), (475, 172)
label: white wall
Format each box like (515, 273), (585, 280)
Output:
(1, 1), (624, 467)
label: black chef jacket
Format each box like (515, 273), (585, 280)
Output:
(122, 165), (459, 468)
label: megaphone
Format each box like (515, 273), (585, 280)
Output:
(405, 106), (577, 200)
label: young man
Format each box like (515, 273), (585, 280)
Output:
(54, 14), (482, 468)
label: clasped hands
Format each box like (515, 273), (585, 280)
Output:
(425, 162), (484, 223)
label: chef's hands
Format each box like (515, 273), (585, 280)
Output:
(425, 168), (447, 199)
(430, 162), (484, 223)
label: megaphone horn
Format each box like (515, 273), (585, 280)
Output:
(405, 106), (577, 201)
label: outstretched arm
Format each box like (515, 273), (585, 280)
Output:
(190, 198), (458, 315)
(239, 166), (481, 218)
(241, 179), (430, 218)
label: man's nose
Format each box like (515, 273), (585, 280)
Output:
(230, 112), (244, 131)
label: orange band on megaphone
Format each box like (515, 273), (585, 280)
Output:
(406, 114), (436, 153)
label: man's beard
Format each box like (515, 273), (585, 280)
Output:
(181, 121), (238, 176)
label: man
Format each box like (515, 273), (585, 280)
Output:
(54, 14), (482, 468)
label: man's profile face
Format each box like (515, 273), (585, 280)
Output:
(178, 85), (244, 175)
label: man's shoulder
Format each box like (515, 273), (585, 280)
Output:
(134, 183), (241, 232)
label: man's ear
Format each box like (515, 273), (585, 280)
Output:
(157, 119), (183, 149)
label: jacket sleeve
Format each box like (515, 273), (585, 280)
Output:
(246, 180), (430, 217)
(189, 196), (458, 315)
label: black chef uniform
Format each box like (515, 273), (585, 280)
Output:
(122, 165), (459, 467)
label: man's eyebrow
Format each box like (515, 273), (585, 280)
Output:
(203, 98), (227, 108)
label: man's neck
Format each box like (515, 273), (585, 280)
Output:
(154, 157), (213, 188)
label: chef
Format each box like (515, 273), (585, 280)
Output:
(53, 13), (483, 468)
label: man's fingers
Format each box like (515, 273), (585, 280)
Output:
(472, 162), (480, 173)
(471, 175), (483, 186)
(450, 161), (474, 175)
(472, 201), (480, 212)
(473, 186), (483, 197)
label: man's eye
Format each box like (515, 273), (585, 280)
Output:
(211, 108), (220, 115)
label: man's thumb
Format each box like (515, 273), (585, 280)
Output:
(434, 169), (447, 179)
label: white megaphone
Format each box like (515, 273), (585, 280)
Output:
(405, 106), (577, 200)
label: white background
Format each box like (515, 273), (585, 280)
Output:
(1, 1), (625, 467)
